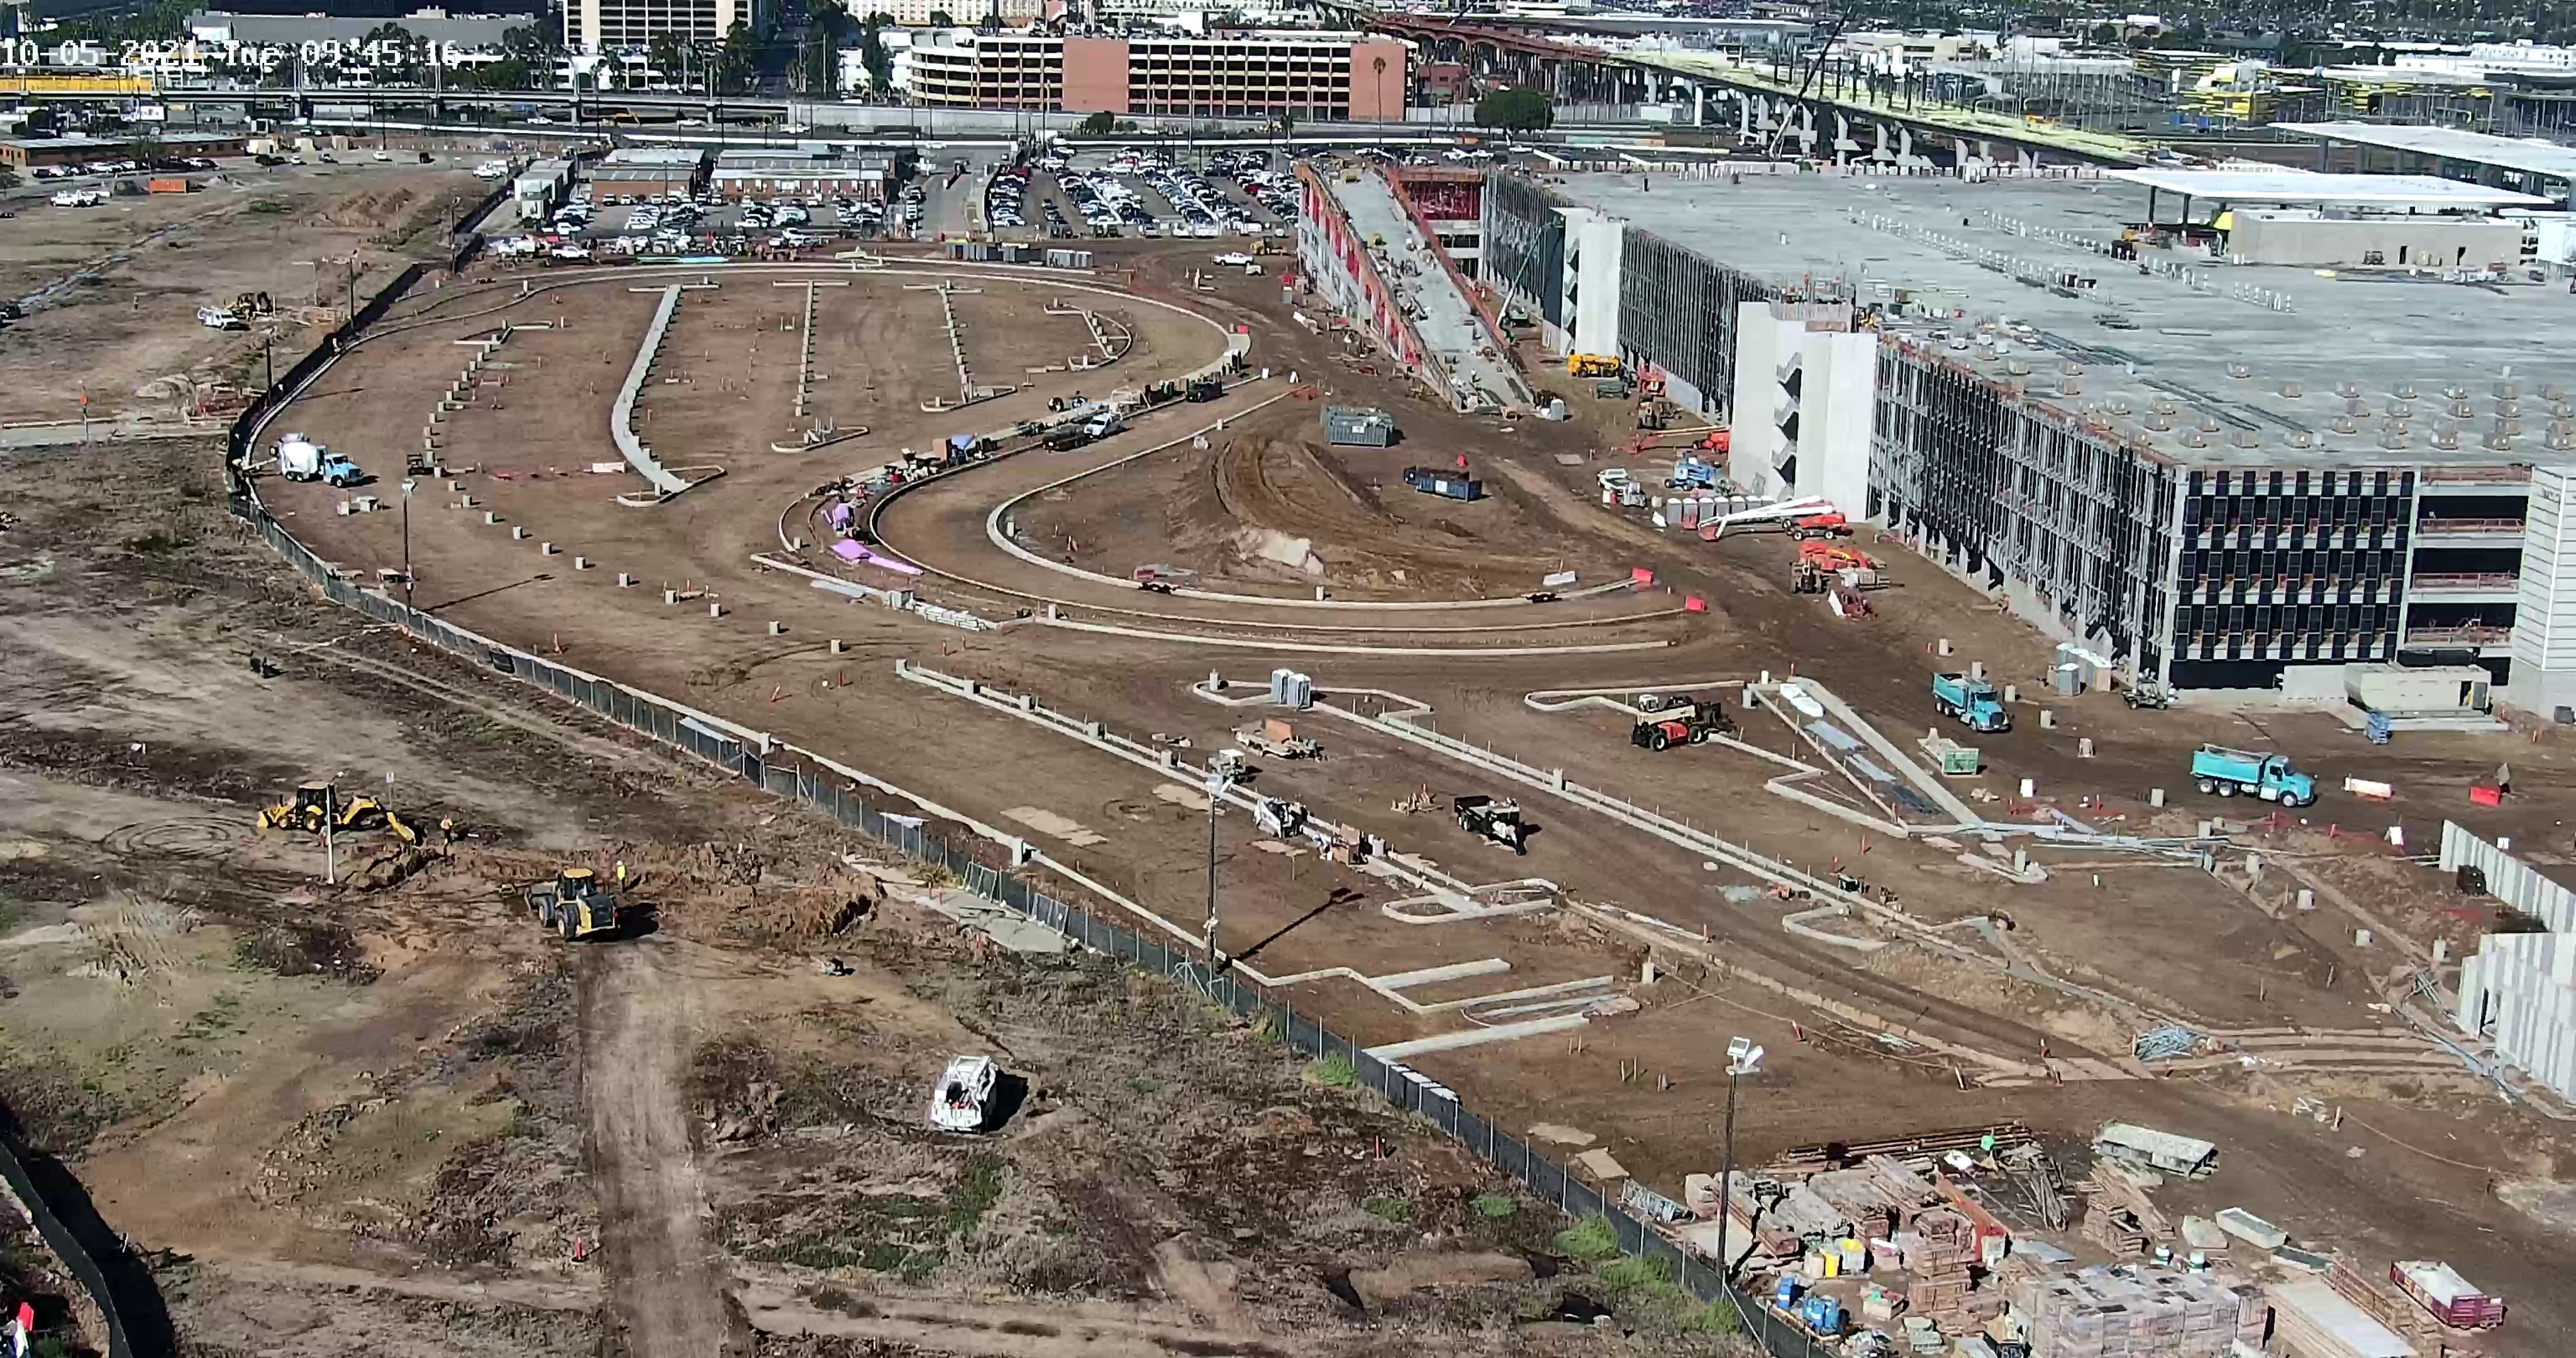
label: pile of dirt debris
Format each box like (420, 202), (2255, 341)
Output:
(311, 188), (417, 229)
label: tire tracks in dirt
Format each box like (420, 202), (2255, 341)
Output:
(579, 939), (743, 1358)
(736, 1277), (1293, 1358)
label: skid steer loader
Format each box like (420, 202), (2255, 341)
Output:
(523, 867), (621, 941)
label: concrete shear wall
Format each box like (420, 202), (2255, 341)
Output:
(2445, 820), (2576, 1100)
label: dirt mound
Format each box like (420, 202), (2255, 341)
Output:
(1348, 1250), (1535, 1303)
(1173, 433), (1579, 593)
(311, 188), (418, 229)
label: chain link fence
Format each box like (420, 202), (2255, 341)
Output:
(219, 256), (1830, 1358)
(232, 488), (1831, 1357)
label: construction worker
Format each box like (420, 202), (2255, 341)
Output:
(614, 859), (628, 888)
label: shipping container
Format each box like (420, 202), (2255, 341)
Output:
(144, 177), (191, 194)
(1402, 466), (1482, 501)
(1322, 404), (1395, 447)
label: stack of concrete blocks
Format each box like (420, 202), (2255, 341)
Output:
(2008, 1264), (2264, 1357)
(1902, 1207), (1977, 1327)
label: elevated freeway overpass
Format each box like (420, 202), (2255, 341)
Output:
(1315, 0), (2153, 168)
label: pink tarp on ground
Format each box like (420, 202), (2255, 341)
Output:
(830, 540), (923, 576)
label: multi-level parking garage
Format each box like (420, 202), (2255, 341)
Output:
(1485, 165), (2576, 707)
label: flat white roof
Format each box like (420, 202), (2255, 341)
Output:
(601, 147), (708, 165)
(2106, 167), (2547, 207)
(2277, 121), (2576, 182)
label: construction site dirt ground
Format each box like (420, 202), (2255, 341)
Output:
(0, 442), (1778, 1357)
(1019, 409), (1640, 600)
(104, 236), (2576, 1346)
(0, 158), (487, 429)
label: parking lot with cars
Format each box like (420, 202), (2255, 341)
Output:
(981, 146), (1299, 241)
(488, 171), (942, 261)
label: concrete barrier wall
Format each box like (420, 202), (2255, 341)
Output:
(2445, 820), (2576, 1101)
(610, 285), (694, 497)
(2442, 820), (2576, 932)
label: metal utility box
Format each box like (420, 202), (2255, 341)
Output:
(1920, 734), (1981, 776)
(1321, 405), (1395, 447)
(2345, 663), (2490, 715)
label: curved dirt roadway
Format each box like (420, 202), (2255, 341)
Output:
(580, 938), (743, 1358)
(865, 393), (1680, 637)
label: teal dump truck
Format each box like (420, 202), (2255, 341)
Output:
(2190, 745), (2316, 806)
(1931, 671), (2012, 732)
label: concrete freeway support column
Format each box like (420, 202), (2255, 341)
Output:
(1694, 80), (1706, 128)
(1833, 110), (1852, 165)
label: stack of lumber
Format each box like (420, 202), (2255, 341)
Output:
(2268, 1277), (2418, 1358)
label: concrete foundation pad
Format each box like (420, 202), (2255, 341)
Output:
(922, 888), (1070, 954)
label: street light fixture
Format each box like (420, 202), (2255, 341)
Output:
(399, 478), (417, 609)
(1712, 1035), (1765, 1296)
(1202, 759), (1238, 984)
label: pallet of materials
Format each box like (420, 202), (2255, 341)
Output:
(2011, 1264), (2263, 1358)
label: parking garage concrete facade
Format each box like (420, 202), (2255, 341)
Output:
(1482, 167), (2576, 707)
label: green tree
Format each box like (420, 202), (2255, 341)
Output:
(1474, 86), (1552, 133)
(929, 9), (955, 23)
(799, 0), (845, 93)
(648, 31), (686, 87)
(719, 18), (758, 94)
(458, 57), (533, 91)
(358, 21), (423, 84)
(859, 14), (893, 92)
(1077, 109), (1116, 134)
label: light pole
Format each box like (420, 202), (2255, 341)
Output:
(1712, 1035), (1765, 1299)
(1203, 759), (1236, 984)
(399, 478), (417, 609)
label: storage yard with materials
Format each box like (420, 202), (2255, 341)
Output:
(9, 145), (2576, 1358)
(0, 153), (487, 436)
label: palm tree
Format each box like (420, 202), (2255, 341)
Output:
(1372, 53), (1389, 123)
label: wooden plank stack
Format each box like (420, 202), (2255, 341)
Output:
(2268, 1277), (2419, 1358)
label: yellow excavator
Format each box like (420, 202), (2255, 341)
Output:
(255, 782), (421, 843)
(1568, 353), (1621, 378)
(523, 867), (621, 941)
